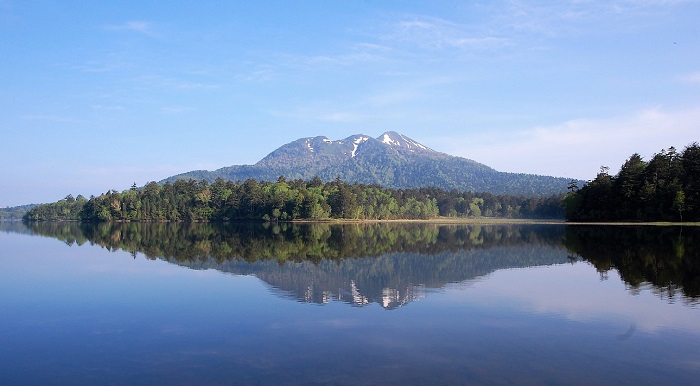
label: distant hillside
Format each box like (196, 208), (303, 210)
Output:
(163, 131), (578, 196)
(0, 204), (37, 221)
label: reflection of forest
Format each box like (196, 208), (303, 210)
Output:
(564, 226), (700, 302)
(20, 221), (566, 263)
(16, 222), (569, 308)
(9, 221), (700, 307)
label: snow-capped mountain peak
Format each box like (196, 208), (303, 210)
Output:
(164, 131), (576, 196)
(377, 131), (433, 152)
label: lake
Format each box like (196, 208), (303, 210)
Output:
(1, 222), (699, 385)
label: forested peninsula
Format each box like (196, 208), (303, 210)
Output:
(23, 177), (564, 222)
(563, 143), (700, 222)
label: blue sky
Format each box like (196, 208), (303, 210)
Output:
(2, 1), (699, 206)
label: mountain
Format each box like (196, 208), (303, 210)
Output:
(0, 204), (37, 221)
(163, 131), (576, 195)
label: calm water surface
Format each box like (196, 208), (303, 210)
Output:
(1, 222), (698, 385)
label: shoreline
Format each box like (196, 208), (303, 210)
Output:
(287, 218), (700, 226)
(13, 217), (700, 226)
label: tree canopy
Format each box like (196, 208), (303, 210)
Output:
(24, 178), (564, 222)
(563, 142), (700, 222)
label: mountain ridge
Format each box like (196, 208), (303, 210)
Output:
(163, 131), (576, 196)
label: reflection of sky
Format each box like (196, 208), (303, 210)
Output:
(443, 263), (700, 335)
(2, 231), (700, 384)
(0, 231), (269, 304)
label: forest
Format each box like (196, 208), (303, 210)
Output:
(563, 143), (700, 222)
(23, 177), (564, 222)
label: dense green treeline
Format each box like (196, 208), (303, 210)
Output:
(563, 143), (700, 222)
(23, 177), (564, 222)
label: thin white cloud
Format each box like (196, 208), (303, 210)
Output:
(270, 106), (363, 123)
(235, 65), (276, 83)
(160, 105), (195, 114)
(269, 75), (455, 124)
(387, 16), (509, 50)
(493, 0), (690, 38)
(22, 114), (85, 124)
(366, 88), (420, 107)
(439, 106), (700, 179)
(104, 21), (156, 36)
(174, 81), (220, 90)
(318, 112), (360, 123)
(129, 75), (221, 91)
(271, 43), (392, 74)
(366, 76), (454, 107)
(69, 50), (132, 73)
(90, 105), (124, 111)
(680, 71), (700, 83)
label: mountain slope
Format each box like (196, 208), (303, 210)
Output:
(163, 131), (576, 195)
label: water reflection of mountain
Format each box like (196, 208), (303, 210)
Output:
(18, 222), (570, 308)
(13, 221), (700, 306)
(185, 246), (569, 308)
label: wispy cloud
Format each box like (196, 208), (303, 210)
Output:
(173, 81), (220, 90)
(160, 105), (195, 114)
(680, 71), (700, 83)
(386, 16), (509, 50)
(318, 112), (360, 123)
(69, 51), (132, 73)
(268, 74), (456, 124)
(484, 0), (690, 40)
(129, 75), (221, 91)
(608, 0), (690, 11)
(439, 105), (700, 179)
(235, 63), (277, 83)
(104, 21), (156, 37)
(73, 59), (122, 73)
(270, 106), (363, 123)
(270, 42), (392, 74)
(22, 114), (84, 124)
(366, 76), (454, 107)
(91, 105), (124, 111)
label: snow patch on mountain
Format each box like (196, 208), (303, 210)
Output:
(381, 133), (399, 146)
(351, 136), (369, 158)
(305, 139), (314, 152)
(400, 133), (428, 150)
(378, 131), (434, 152)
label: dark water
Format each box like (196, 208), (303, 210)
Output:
(1, 222), (699, 385)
